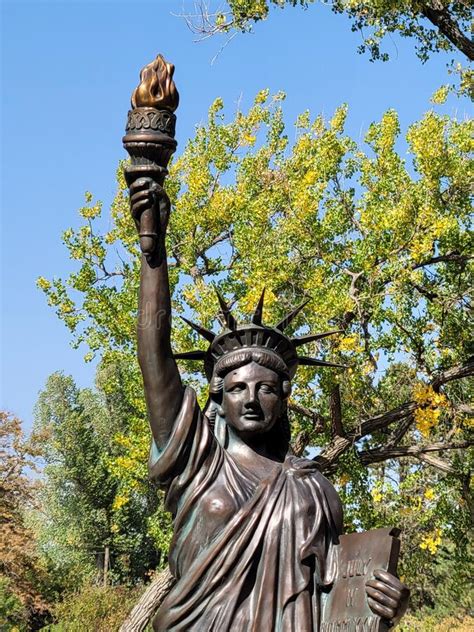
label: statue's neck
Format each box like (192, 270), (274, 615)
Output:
(226, 427), (284, 479)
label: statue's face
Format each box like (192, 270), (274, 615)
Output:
(222, 362), (284, 438)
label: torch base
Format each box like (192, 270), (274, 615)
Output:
(124, 163), (167, 185)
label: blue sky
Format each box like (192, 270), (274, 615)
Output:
(1, 0), (470, 429)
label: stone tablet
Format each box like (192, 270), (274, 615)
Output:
(321, 527), (401, 632)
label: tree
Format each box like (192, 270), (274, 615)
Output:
(0, 412), (49, 630)
(33, 371), (169, 590)
(38, 92), (473, 620)
(186, 1), (474, 62)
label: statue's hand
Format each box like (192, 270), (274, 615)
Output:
(365, 569), (410, 628)
(129, 177), (171, 239)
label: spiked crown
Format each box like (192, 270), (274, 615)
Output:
(174, 289), (345, 380)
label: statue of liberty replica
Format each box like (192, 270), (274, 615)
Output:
(123, 54), (410, 632)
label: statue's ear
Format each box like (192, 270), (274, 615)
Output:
(282, 379), (291, 399)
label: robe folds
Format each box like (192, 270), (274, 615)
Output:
(149, 387), (343, 632)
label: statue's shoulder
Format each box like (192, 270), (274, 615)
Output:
(284, 455), (343, 534)
(283, 454), (334, 489)
(284, 454), (327, 475)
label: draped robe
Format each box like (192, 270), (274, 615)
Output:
(149, 387), (343, 632)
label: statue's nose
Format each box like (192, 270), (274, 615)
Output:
(245, 387), (258, 407)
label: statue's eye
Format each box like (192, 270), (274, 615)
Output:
(260, 384), (276, 394)
(227, 383), (245, 393)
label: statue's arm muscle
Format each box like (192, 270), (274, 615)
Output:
(134, 185), (183, 449)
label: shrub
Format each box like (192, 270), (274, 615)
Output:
(39, 584), (143, 632)
(400, 615), (474, 631)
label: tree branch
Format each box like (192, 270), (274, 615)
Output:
(421, 2), (474, 61)
(409, 281), (439, 302)
(314, 359), (474, 472)
(455, 403), (474, 416)
(417, 452), (456, 475)
(329, 385), (344, 438)
(432, 358), (474, 391)
(359, 440), (472, 466)
(387, 415), (413, 447)
(289, 401), (325, 456)
(411, 251), (473, 271)
(288, 401), (324, 431)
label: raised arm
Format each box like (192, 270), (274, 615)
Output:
(130, 178), (183, 448)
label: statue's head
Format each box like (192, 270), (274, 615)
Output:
(174, 289), (345, 457)
(209, 349), (292, 457)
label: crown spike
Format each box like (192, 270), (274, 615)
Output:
(252, 288), (266, 325)
(215, 289), (237, 330)
(180, 316), (215, 342)
(298, 356), (347, 369)
(174, 350), (207, 360)
(275, 298), (311, 332)
(292, 330), (344, 347)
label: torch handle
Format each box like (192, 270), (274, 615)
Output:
(124, 164), (167, 258)
(138, 207), (157, 256)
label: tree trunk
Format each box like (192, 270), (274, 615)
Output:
(119, 567), (175, 632)
(329, 385), (344, 438)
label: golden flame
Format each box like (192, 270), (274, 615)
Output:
(131, 54), (179, 111)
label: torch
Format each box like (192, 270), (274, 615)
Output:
(123, 54), (179, 257)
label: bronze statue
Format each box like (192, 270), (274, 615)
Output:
(124, 55), (410, 632)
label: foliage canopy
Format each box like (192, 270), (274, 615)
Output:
(2, 3), (470, 628)
(32, 371), (170, 589)
(186, 1), (474, 63)
(38, 91), (473, 612)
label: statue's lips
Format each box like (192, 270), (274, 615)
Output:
(242, 413), (263, 420)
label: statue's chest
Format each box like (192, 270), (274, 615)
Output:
(195, 461), (318, 540)
(200, 485), (240, 525)
(199, 460), (255, 527)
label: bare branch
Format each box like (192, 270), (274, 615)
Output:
(417, 453), (456, 475)
(411, 251), (473, 271)
(288, 401), (324, 431)
(432, 358), (474, 391)
(409, 281), (439, 302)
(359, 440), (472, 466)
(354, 401), (418, 439)
(120, 567), (174, 632)
(314, 359), (474, 472)
(173, 1), (239, 44)
(387, 415), (413, 448)
(455, 403), (474, 416)
(291, 431), (311, 457)
(313, 435), (350, 474)
(289, 401), (326, 457)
